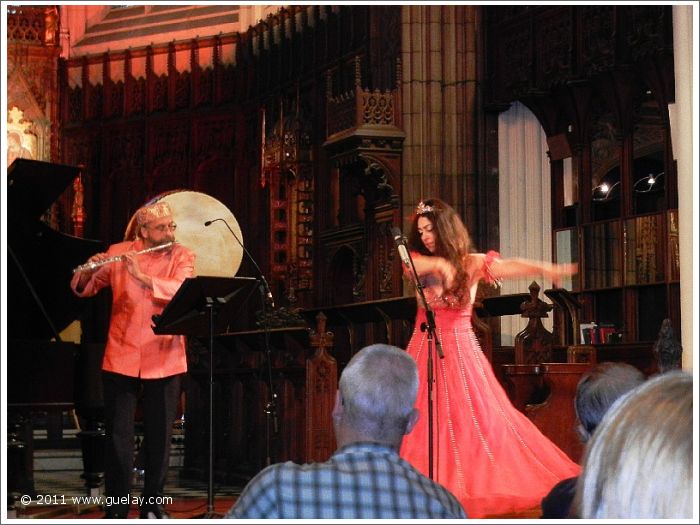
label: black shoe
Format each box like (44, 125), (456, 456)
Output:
(139, 503), (170, 519)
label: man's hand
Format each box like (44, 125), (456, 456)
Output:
(75, 252), (109, 291)
(124, 252), (153, 289)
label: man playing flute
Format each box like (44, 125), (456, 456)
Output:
(71, 200), (195, 519)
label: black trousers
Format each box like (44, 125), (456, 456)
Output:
(102, 371), (182, 513)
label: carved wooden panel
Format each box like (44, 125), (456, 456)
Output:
(493, 22), (531, 100)
(184, 328), (312, 481)
(146, 118), (190, 198)
(191, 116), (236, 207)
(534, 7), (571, 89)
(485, 5), (673, 106)
(106, 80), (124, 119)
(62, 131), (102, 237)
(86, 83), (103, 121)
(526, 363), (593, 463)
(368, 6), (400, 91)
(577, 5), (616, 76)
(57, 6), (402, 315)
(8, 6), (62, 161)
(100, 124), (146, 241)
(67, 86), (83, 122)
(621, 5), (670, 63)
(151, 75), (168, 113)
(502, 364), (542, 413)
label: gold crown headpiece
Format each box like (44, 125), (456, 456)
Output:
(416, 201), (434, 215)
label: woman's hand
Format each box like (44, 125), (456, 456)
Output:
(438, 258), (456, 289)
(548, 262), (578, 287)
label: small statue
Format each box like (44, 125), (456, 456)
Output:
(44, 6), (58, 45)
(652, 318), (682, 373)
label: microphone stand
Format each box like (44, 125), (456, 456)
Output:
(401, 242), (443, 481)
(204, 218), (279, 466)
(258, 281), (278, 466)
(204, 297), (217, 518)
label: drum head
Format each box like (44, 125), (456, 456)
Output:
(125, 191), (243, 277)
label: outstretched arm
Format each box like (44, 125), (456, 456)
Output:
(476, 253), (577, 288)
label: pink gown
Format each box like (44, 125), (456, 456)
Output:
(399, 254), (580, 518)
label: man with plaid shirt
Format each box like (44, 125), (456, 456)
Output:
(225, 344), (467, 519)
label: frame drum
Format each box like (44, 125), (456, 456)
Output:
(124, 191), (243, 277)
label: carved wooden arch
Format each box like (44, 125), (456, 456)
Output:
(356, 153), (400, 209)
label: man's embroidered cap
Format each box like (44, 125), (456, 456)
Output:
(136, 201), (172, 226)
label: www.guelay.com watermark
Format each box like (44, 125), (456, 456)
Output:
(20, 494), (173, 507)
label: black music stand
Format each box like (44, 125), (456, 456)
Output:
(152, 276), (259, 518)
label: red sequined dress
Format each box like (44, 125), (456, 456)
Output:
(399, 251), (580, 518)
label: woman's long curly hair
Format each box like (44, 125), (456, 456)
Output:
(407, 198), (474, 302)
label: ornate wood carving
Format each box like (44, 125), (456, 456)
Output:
(262, 87), (315, 300)
(493, 22), (531, 100)
(100, 124), (146, 240)
(7, 6), (62, 162)
(534, 7), (571, 89)
(485, 5), (673, 107)
(368, 6), (401, 91)
(306, 314), (337, 462)
(56, 6), (405, 321)
(514, 282), (554, 364)
(190, 116), (236, 207)
(146, 119), (189, 197)
(578, 5), (616, 76)
(622, 6), (670, 63)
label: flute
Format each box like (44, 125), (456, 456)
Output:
(72, 242), (175, 274)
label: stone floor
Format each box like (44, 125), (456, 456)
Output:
(8, 424), (242, 519)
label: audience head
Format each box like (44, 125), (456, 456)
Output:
(574, 362), (646, 442)
(334, 344), (419, 449)
(576, 371), (693, 519)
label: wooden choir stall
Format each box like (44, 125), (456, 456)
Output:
(181, 279), (660, 482)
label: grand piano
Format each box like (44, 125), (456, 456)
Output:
(7, 159), (105, 497)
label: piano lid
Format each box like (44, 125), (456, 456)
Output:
(7, 158), (104, 340)
(8, 158), (86, 221)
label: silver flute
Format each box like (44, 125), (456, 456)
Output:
(72, 242), (175, 274)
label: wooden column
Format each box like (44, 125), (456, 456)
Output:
(305, 313), (337, 461)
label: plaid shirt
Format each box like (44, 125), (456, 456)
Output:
(225, 442), (467, 519)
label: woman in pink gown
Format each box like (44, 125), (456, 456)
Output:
(399, 198), (581, 518)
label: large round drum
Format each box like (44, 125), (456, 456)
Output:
(124, 190), (243, 277)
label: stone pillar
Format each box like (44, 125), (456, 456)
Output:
(400, 5), (479, 230)
(670, 6), (694, 371)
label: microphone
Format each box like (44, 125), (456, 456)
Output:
(205, 218), (275, 308)
(391, 227), (411, 266)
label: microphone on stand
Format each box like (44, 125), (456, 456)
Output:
(206, 218), (280, 458)
(391, 227), (411, 266)
(390, 225), (444, 359)
(204, 218), (274, 308)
